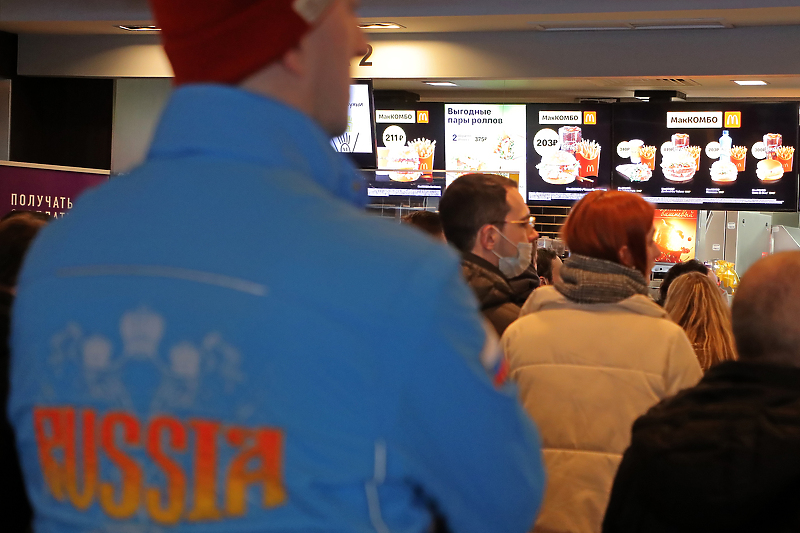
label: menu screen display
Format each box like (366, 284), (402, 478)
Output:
(368, 103), (445, 199)
(613, 103), (798, 211)
(331, 81), (376, 169)
(444, 104), (527, 199)
(526, 104), (612, 206)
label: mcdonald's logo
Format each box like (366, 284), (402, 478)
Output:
(724, 112), (741, 128)
(417, 110), (429, 124)
(583, 111), (597, 125)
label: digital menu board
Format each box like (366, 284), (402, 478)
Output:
(613, 103), (798, 211)
(331, 80), (377, 169)
(367, 103), (445, 199)
(526, 104), (612, 206)
(444, 104), (527, 199)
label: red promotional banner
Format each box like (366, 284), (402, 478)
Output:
(0, 161), (109, 219)
(654, 209), (698, 263)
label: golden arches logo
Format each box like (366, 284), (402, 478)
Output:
(724, 112), (741, 128)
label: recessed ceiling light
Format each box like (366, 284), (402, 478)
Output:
(535, 25), (630, 32)
(117, 25), (161, 32)
(635, 96), (650, 101)
(733, 80), (768, 86)
(358, 22), (405, 29)
(424, 82), (458, 87)
(631, 22), (726, 30)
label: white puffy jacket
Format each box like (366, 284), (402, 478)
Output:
(502, 286), (702, 533)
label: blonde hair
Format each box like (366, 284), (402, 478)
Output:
(664, 271), (737, 371)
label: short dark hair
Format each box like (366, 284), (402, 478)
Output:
(536, 248), (558, 284)
(439, 173), (518, 253)
(401, 211), (443, 238)
(731, 252), (800, 364)
(658, 259), (709, 305)
(0, 211), (51, 288)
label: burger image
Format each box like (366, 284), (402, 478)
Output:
(756, 158), (784, 182)
(709, 160), (738, 184)
(660, 150), (696, 182)
(537, 150), (580, 185)
(386, 146), (420, 182)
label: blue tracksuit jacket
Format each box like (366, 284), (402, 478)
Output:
(10, 85), (544, 533)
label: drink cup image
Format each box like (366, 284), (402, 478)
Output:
(377, 147), (390, 175)
(629, 139), (644, 163)
(731, 146), (747, 171)
(559, 126), (582, 154)
(764, 133), (782, 159)
(672, 133), (690, 148)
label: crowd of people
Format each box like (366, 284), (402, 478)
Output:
(2, 0), (800, 532)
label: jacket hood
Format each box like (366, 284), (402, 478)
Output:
(521, 285), (668, 319)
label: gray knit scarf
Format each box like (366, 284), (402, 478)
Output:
(555, 254), (649, 304)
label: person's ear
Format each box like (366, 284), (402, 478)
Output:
(281, 42), (307, 76)
(539, 278), (549, 286)
(477, 224), (500, 251)
(618, 245), (635, 268)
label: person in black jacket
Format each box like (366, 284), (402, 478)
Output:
(439, 173), (539, 335)
(0, 210), (50, 533)
(603, 251), (800, 533)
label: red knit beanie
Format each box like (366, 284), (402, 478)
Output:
(149, 0), (335, 85)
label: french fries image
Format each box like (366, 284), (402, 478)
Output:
(409, 138), (436, 174)
(575, 140), (601, 180)
(638, 145), (657, 170)
(776, 145), (795, 172)
(731, 145), (747, 171)
(688, 146), (701, 170)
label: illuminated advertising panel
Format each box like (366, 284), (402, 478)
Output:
(613, 103), (798, 211)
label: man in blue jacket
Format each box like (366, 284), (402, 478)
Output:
(9, 1), (545, 532)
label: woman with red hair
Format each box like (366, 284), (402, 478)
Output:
(501, 190), (702, 533)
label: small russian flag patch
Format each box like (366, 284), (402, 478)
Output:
(479, 321), (508, 387)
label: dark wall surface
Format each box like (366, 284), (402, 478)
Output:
(0, 31), (17, 78)
(10, 77), (114, 170)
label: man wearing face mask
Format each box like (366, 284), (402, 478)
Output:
(440, 173), (539, 335)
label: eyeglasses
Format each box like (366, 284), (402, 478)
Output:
(493, 215), (536, 229)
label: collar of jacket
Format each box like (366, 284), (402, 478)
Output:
(462, 252), (506, 279)
(146, 84), (367, 207)
(522, 285), (668, 319)
(703, 360), (800, 392)
(460, 252), (518, 308)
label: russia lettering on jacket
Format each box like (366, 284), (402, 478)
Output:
(33, 407), (285, 524)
